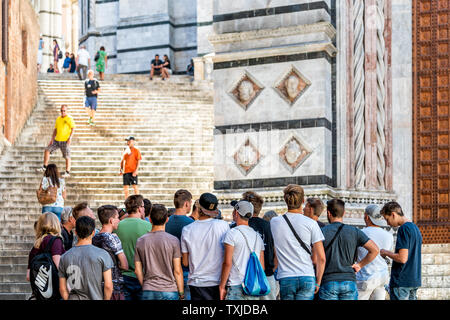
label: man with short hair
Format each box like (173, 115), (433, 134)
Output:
(135, 204), (185, 300)
(219, 200), (265, 300)
(356, 204), (394, 300)
(114, 194), (152, 300)
(180, 193), (229, 300)
(189, 199), (200, 221)
(150, 54), (164, 80)
(60, 206), (75, 251)
(120, 136), (142, 199)
(241, 191), (279, 300)
(166, 189), (194, 299)
(380, 201), (422, 300)
(271, 184), (326, 300)
(58, 216), (114, 300)
(76, 45), (90, 80)
(71, 202), (98, 246)
(37, 104), (75, 178)
(93, 205), (129, 300)
(319, 199), (379, 300)
(304, 197), (326, 228)
(84, 70), (100, 126)
(143, 198), (152, 223)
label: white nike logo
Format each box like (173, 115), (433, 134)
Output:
(35, 265), (53, 299)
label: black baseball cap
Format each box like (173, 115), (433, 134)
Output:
(198, 193), (219, 217)
(125, 136), (135, 141)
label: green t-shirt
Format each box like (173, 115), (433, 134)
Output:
(114, 218), (152, 278)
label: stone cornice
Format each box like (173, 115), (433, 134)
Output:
(208, 21), (336, 45)
(207, 42), (337, 64)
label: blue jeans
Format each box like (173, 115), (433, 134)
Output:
(390, 287), (418, 300)
(122, 275), (142, 301)
(319, 281), (358, 300)
(141, 290), (178, 300)
(226, 285), (259, 300)
(183, 270), (191, 300)
(42, 206), (63, 221)
(279, 276), (316, 300)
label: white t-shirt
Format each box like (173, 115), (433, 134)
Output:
(223, 225), (264, 286)
(41, 177), (65, 207)
(181, 218), (229, 287)
(356, 226), (394, 281)
(77, 48), (90, 66)
(270, 212), (324, 279)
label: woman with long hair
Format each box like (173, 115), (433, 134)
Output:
(53, 39), (60, 73)
(27, 212), (65, 282)
(40, 163), (66, 220)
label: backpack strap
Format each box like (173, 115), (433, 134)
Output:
(282, 214), (312, 256)
(324, 223), (345, 252)
(43, 236), (58, 254)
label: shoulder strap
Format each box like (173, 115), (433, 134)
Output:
(324, 224), (345, 251)
(43, 236), (58, 254)
(236, 228), (253, 252)
(282, 214), (312, 256)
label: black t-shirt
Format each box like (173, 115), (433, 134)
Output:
(321, 222), (369, 283)
(151, 59), (164, 67)
(85, 79), (100, 97)
(248, 217), (276, 277)
(61, 226), (73, 251)
(163, 59), (171, 69)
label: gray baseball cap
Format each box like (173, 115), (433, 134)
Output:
(365, 204), (386, 227)
(232, 200), (254, 218)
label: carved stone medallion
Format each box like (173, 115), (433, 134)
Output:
(279, 135), (312, 174)
(228, 71), (264, 110)
(274, 66), (311, 106)
(233, 138), (262, 176)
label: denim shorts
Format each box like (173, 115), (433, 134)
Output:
(390, 287), (418, 300)
(141, 290), (179, 300)
(279, 276), (316, 300)
(122, 275), (142, 301)
(42, 206), (63, 221)
(85, 96), (98, 111)
(225, 285), (260, 300)
(319, 281), (358, 300)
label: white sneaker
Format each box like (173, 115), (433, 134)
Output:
(61, 171), (70, 178)
(36, 166), (46, 173)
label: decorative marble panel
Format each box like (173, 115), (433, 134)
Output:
(228, 71), (264, 111)
(274, 65), (311, 106)
(279, 134), (312, 174)
(233, 138), (262, 176)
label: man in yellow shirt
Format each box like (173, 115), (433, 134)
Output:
(37, 104), (75, 178)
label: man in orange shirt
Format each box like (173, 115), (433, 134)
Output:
(120, 136), (142, 199)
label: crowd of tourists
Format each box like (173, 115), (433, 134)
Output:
(28, 183), (423, 301)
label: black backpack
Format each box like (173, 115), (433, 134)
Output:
(29, 236), (61, 301)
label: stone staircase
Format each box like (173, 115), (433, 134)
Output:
(0, 75), (214, 299)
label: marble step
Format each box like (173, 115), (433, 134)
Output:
(0, 292), (31, 300)
(417, 287), (450, 300)
(0, 282), (31, 294)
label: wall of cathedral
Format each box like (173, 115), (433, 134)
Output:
(79, 0), (197, 74)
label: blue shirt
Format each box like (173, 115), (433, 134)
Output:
(63, 57), (71, 68)
(390, 222), (422, 288)
(166, 215), (194, 240)
(165, 215), (194, 272)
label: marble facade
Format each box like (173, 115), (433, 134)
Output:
(195, 0), (412, 224)
(79, 0), (197, 74)
(30, 0), (78, 72)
